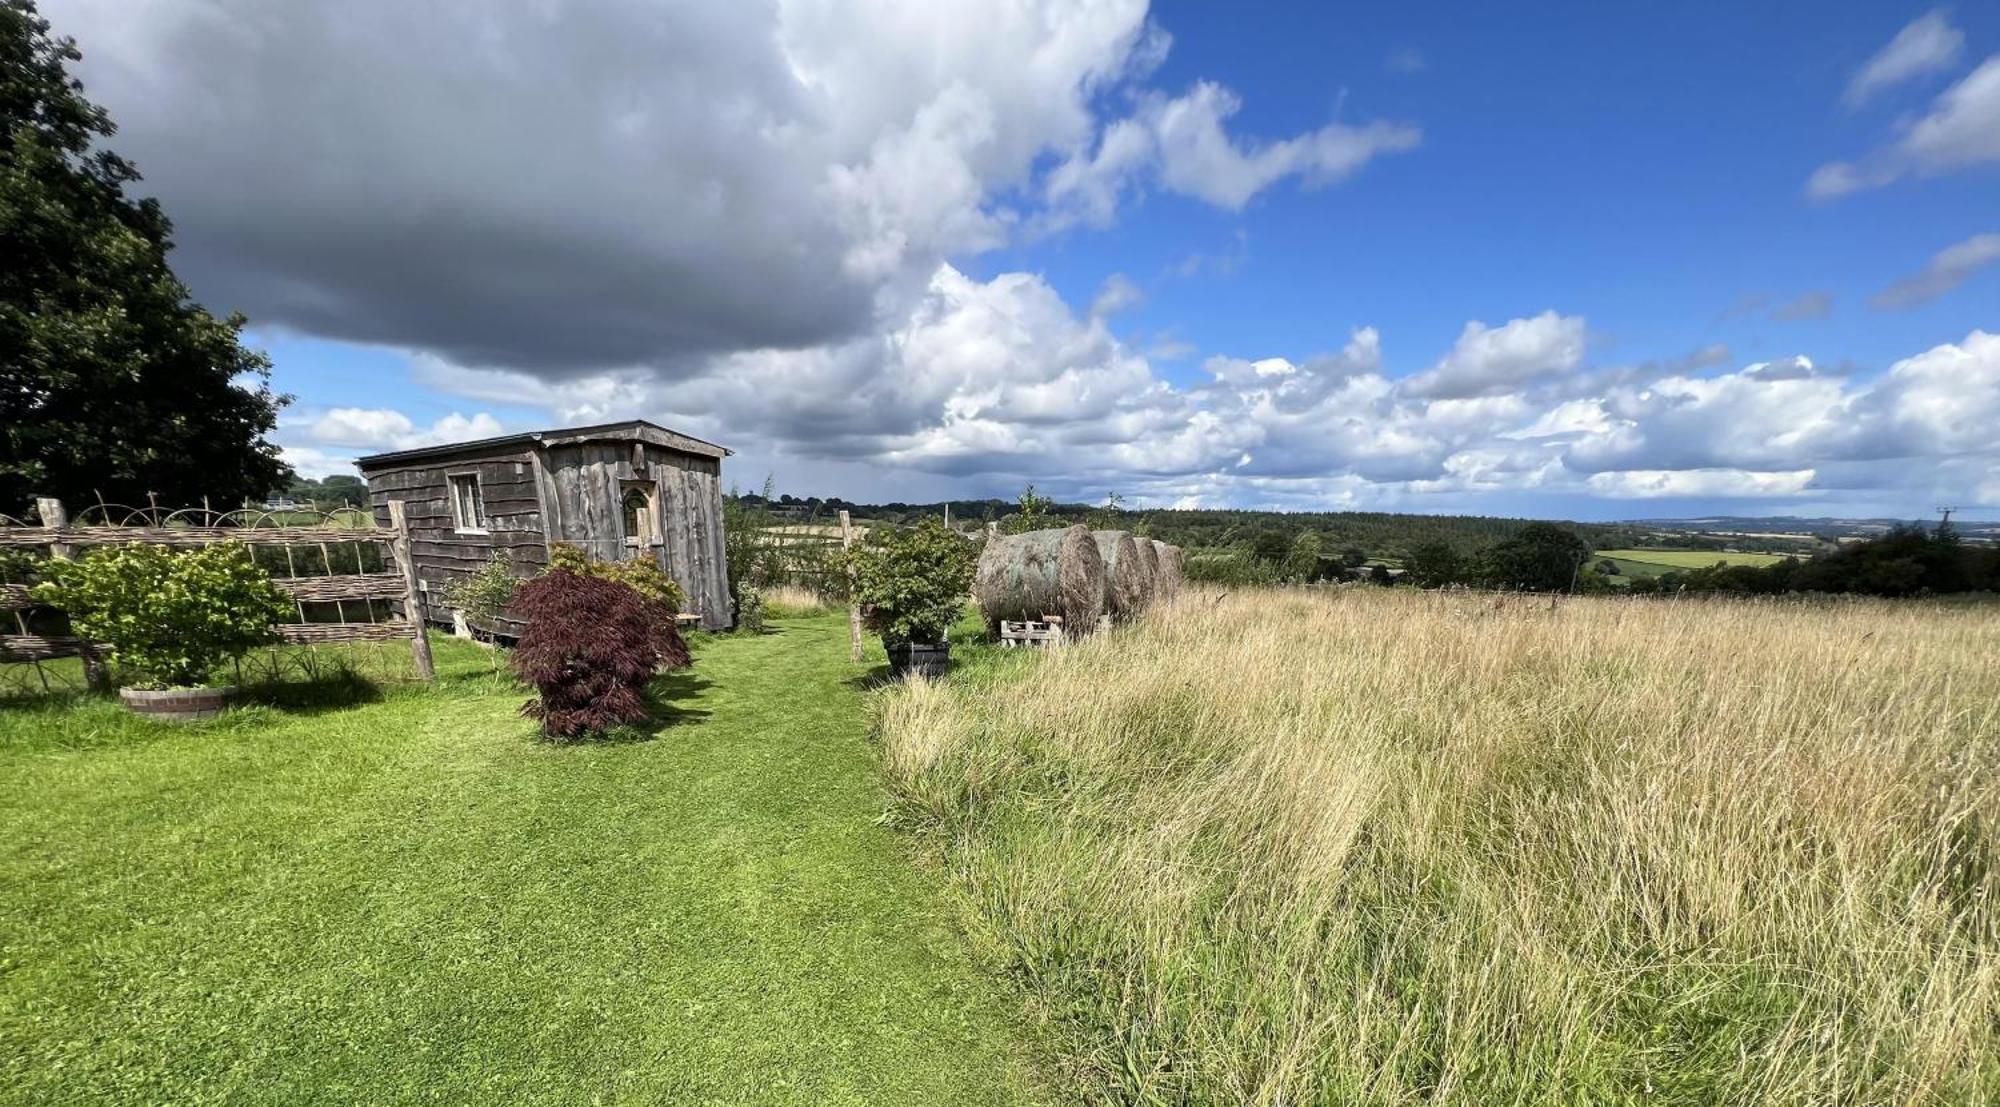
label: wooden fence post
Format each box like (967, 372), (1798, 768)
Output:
(839, 510), (863, 663)
(387, 499), (436, 681)
(37, 497), (111, 692)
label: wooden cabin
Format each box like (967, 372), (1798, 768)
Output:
(356, 420), (732, 632)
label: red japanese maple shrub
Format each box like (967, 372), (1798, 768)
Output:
(510, 569), (692, 740)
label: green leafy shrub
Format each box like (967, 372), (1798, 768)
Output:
(546, 542), (687, 614)
(441, 552), (518, 637)
(34, 542), (291, 688)
(735, 583), (766, 633)
(844, 519), (974, 646)
(511, 568), (691, 740)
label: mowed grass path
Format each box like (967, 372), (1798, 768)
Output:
(0, 620), (1045, 1105)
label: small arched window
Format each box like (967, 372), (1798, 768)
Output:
(621, 486), (652, 541)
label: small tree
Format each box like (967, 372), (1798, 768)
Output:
(34, 542), (291, 688)
(441, 552), (518, 641)
(510, 570), (691, 741)
(846, 519), (975, 646)
(1001, 484), (1054, 535)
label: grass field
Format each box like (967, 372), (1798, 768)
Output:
(0, 624), (1046, 1105)
(877, 587), (2000, 1103)
(1597, 548), (1792, 577)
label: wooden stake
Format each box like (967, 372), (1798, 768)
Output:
(37, 498), (110, 692)
(840, 509), (863, 663)
(387, 499), (436, 681)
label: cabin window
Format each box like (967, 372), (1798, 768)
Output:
(621, 483), (657, 546)
(448, 473), (487, 532)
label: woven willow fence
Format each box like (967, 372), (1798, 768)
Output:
(0, 497), (434, 694)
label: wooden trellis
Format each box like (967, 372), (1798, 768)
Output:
(0, 497), (434, 686)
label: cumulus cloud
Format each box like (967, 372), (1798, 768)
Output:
(1871, 232), (2000, 309)
(1811, 54), (2000, 197)
(309, 409), (505, 451)
(1044, 82), (1419, 226)
(59, 0), (1363, 375)
(1844, 10), (1964, 107)
(1403, 311), (1586, 398)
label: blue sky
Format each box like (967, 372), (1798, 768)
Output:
(57, 0), (2000, 519)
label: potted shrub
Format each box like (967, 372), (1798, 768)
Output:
(846, 519), (975, 679)
(34, 542), (292, 721)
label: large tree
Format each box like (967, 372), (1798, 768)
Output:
(1, 0), (289, 516)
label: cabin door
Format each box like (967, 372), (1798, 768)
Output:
(620, 481), (663, 563)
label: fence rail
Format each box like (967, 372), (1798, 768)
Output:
(0, 497), (434, 683)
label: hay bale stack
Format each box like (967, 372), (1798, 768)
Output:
(974, 525), (1105, 635)
(1091, 530), (1156, 620)
(1133, 536), (1161, 589)
(1151, 540), (1184, 603)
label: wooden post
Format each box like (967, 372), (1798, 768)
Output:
(386, 499), (436, 681)
(37, 497), (111, 692)
(839, 509), (863, 663)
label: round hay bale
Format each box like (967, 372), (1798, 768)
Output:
(1151, 540), (1184, 603)
(974, 525), (1105, 635)
(1090, 530), (1155, 620)
(1133, 535), (1161, 589)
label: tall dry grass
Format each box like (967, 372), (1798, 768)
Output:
(761, 581), (836, 618)
(877, 587), (2000, 1104)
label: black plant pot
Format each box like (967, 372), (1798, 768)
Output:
(886, 641), (949, 680)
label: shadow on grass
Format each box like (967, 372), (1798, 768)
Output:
(540, 669), (716, 745)
(238, 668), (384, 714)
(845, 664), (900, 692)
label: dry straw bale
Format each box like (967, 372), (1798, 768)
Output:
(1091, 530), (1156, 620)
(1151, 540), (1183, 603)
(974, 525), (1104, 635)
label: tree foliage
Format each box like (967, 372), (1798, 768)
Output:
(1, 0), (289, 513)
(1477, 523), (1593, 592)
(510, 569), (690, 740)
(33, 541), (290, 688)
(845, 518), (974, 646)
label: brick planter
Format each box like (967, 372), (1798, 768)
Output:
(119, 686), (237, 723)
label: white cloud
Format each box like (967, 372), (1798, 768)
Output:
(1404, 311), (1587, 398)
(309, 408), (504, 451)
(1090, 273), (1144, 318)
(1871, 232), (2000, 309)
(1845, 10), (1964, 107)
(1811, 54), (2000, 197)
(1583, 468), (1816, 499)
(1044, 81), (1419, 227)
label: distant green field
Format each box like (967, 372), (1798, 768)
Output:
(1598, 548), (1791, 578)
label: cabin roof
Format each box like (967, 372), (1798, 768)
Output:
(354, 419), (731, 470)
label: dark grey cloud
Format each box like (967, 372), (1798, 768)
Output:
(56, 0), (1157, 371)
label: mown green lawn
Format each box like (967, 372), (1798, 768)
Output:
(0, 619), (1046, 1106)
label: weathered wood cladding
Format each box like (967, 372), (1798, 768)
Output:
(362, 425), (731, 632)
(539, 442), (729, 629)
(366, 450), (548, 634)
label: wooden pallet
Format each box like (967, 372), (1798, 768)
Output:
(998, 618), (1063, 648)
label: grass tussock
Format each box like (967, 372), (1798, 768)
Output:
(877, 587), (2000, 1104)
(762, 582), (837, 618)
